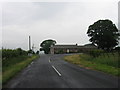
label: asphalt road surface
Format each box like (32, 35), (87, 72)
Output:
(4, 54), (119, 88)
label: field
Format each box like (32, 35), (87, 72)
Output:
(64, 52), (120, 76)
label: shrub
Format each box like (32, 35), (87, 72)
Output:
(114, 47), (120, 56)
(2, 48), (27, 59)
(88, 49), (104, 57)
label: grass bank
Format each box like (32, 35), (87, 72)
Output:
(64, 53), (120, 76)
(2, 55), (39, 85)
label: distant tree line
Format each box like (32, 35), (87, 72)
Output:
(2, 48), (28, 59)
(39, 19), (120, 54)
(2, 47), (40, 59)
(2, 48), (40, 59)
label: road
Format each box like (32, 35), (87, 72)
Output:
(4, 54), (119, 88)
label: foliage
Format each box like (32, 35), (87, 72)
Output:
(36, 51), (39, 54)
(64, 53), (120, 76)
(40, 39), (56, 54)
(80, 53), (120, 68)
(87, 19), (120, 51)
(2, 48), (40, 85)
(2, 48), (27, 59)
(3, 56), (28, 72)
(88, 49), (104, 57)
(2, 55), (39, 85)
(28, 49), (35, 54)
(115, 46), (120, 51)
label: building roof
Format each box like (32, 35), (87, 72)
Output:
(51, 45), (79, 48)
(51, 43), (97, 49)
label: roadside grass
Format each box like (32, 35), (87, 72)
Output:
(0, 71), (2, 89)
(2, 55), (39, 85)
(64, 53), (120, 76)
(0, 62), (2, 89)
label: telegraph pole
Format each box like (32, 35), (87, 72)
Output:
(32, 44), (36, 52)
(29, 36), (31, 50)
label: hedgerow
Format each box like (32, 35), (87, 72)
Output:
(2, 48), (28, 59)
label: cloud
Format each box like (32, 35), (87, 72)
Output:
(2, 1), (119, 50)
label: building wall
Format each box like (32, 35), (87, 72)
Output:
(53, 48), (79, 54)
(50, 47), (97, 54)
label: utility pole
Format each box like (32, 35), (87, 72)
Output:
(29, 36), (31, 51)
(32, 44), (36, 52)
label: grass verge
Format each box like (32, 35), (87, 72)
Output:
(2, 55), (39, 85)
(64, 54), (120, 77)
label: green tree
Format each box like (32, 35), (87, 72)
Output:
(87, 19), (120, 51)
(40, 39), (56, 54)
(36, 51), (39, 54)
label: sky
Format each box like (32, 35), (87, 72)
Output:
(0, 0), (119, 51)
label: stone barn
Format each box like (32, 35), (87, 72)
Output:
(50, 44), (97, 54)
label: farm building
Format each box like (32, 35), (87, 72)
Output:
(50, 44), (97, 54)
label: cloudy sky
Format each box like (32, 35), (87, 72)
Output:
(1, 0), (119, 51)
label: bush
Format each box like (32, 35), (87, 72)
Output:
(2, 48), (27, 59)
(36, 51), (39, 54)
(114, 47), (120, 56)
(88, 49), (104, 57)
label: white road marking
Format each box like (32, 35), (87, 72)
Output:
(52, 65), (61, 76)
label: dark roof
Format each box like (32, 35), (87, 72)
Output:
(51, 45), (79, 48)
(51, 44), (97, 49)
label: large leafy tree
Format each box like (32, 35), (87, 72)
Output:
(87, 19), (119, 51)
(40, 39), (56, 54)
